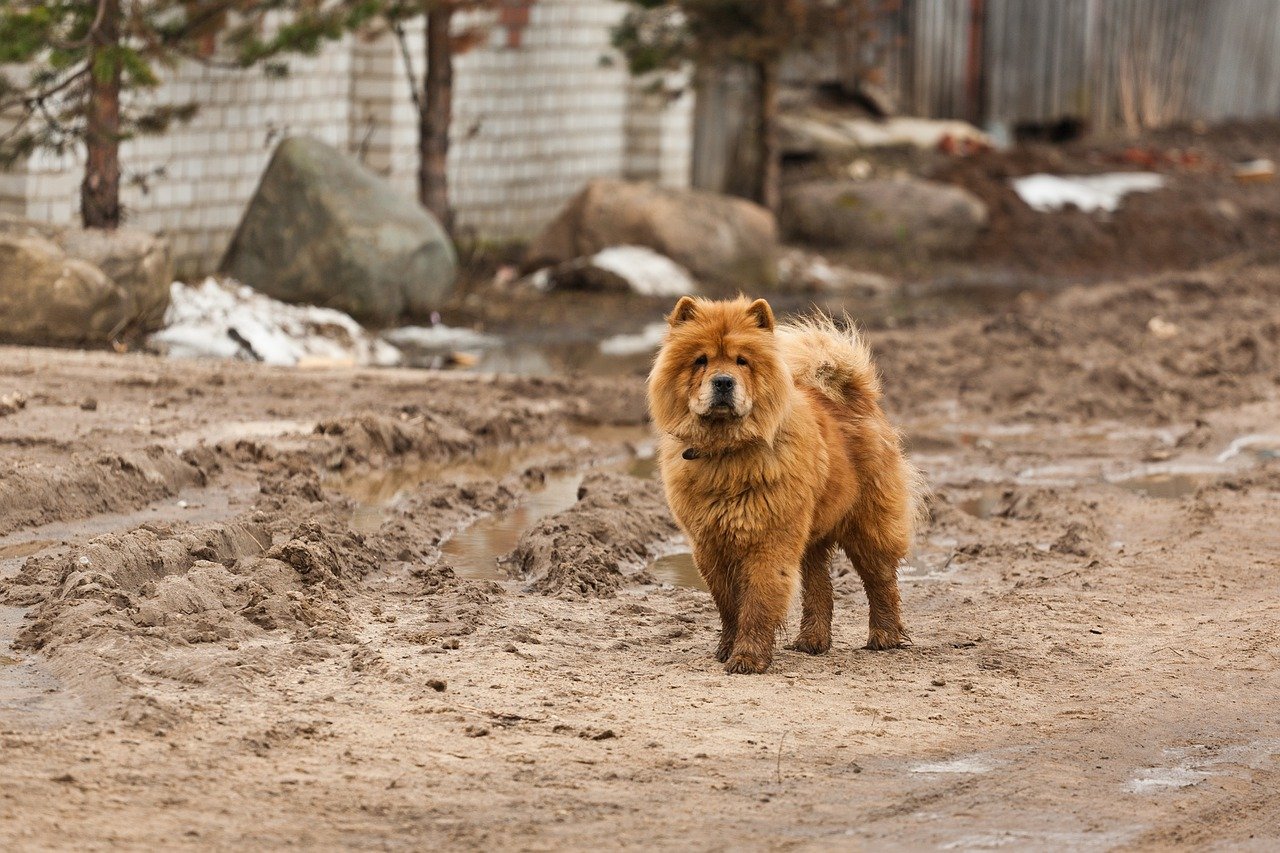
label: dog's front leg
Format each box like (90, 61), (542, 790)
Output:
(693, 546), (739, 662)
(724, 542), (802, 674)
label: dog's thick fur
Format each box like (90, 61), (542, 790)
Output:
(649, 296), (925, 674)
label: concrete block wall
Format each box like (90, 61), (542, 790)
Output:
(1, 0), (693, 277)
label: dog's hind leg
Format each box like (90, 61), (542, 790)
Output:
(786, 540), (835, 655)
(841, 532), (909, 650)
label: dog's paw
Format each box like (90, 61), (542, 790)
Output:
(715, 642), (733, 663)
(865, 626), (910, 650)
(724, 650), (772, 674)
(785, 633), (831, 655)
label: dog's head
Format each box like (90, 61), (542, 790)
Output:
(648, 296), (792, 452)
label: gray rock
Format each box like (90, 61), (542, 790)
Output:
(782, 177), (988, 254)
(0, 234), (134, 346)
(221, 137), (456, 325)
(525, 179), (778, 291)
(58, 227), (172, 330)
(0, 215), (172, 334)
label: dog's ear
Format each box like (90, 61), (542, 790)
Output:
(746, 298), (775, 331)
(668, 296), (699, 326)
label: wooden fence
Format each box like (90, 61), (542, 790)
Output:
(876, 0), (1280, 133)
(695, 0), (1280, 189)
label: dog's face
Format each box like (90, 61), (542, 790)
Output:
(648, 296), (791, 451)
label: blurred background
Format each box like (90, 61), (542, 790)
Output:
(2, 0), (1278, 373)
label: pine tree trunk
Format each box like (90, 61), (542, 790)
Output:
(419, 4), (454, 233)
(755, 56), (781, 214)
(81, 0), (122, 229)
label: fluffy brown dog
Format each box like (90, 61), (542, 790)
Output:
(649, 296), (924, 674)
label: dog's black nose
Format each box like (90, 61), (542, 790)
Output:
(711, 374), (735, 394)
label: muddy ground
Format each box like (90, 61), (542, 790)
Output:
(2, 261), (1280, 850)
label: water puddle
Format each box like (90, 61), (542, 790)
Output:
(956, 487), (1007, 520)
(0, 539), (55, 561)
(1109, 472), (1204, 499)
(166, 418), (316, 452)
(647, 551), (706, 591)
(442, 471), (587, 580)
(330, 426), (709, 588)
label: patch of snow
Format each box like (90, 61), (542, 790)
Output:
(776, 249), (892, 294)
(599, 321), (667, 356)
(847, 116), (991, 150)
(526, 268), (552, 293)
(1124, 766), (1208, 793)
(381, 325), (500, 352)
(1012, 172), (1166, 213)
(1216, 433), (1280, 463)
(147, 278), (401, 367)
(1124, 740), (1280, 795)
(911, 756), (997, 774)
(589, 246), (697, 297)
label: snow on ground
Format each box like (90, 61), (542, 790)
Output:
(1012, 172), (1167, 213)
(589, 246), (696, 297)
(599, 321), (668, 356)
(147, 278), (401, 367)
(381, 324), (500, 353)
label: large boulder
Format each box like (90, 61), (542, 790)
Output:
(0, 215), (172, 334)
(0, 234), (135, 346)
(221, 137), (456, 325)
(782, 177), (988, 254)
(525, 179), (778, 290)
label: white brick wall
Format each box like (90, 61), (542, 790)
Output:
(1, 0), (693, 276)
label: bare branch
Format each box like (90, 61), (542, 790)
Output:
(392, 21), (423, 114)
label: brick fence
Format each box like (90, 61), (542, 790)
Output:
(0, 0), (693, 278)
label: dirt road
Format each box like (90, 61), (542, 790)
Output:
(2, 265), (1278, 850)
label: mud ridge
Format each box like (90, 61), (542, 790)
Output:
(510, 471), (681, 597)
(0, 447), (205, 537)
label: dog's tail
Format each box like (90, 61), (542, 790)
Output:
(776, 313), (881, 405)
(777, 313), (930, 536)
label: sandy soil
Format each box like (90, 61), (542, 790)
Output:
(2, 264), (1279, 850)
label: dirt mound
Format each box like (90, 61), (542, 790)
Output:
(509, 472), (680, 598)
(4, 512), (377, 652)
(0, 447), (204, 536)
(930, 121), (1280, 276)
(877, 266), (1280, 422)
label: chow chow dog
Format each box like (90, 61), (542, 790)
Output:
(649, 296), (924, 674)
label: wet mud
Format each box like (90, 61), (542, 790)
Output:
(1, 264), (1279, 849)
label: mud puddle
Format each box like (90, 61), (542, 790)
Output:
(406, 279), (1051, 378)
(334, 444), (579, 535)
(646, 551), (705, 590)
(443, 470), (587, 580)
(328, 427), (705, 588)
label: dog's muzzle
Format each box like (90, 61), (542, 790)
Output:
(710, 373), (736, 409)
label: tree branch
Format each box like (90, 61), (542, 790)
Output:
(392, 20), (423, 114)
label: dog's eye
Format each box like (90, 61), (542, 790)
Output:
(694, 354), (708, 367)
(736, 356), (748, 366)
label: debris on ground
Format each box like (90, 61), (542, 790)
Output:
(146, 278), (402, 367)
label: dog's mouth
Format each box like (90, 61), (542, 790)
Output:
(699, 402), (743, 420)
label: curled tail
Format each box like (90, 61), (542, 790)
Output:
(776, 313), (881, 405)
(777, 313), (931, 537)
